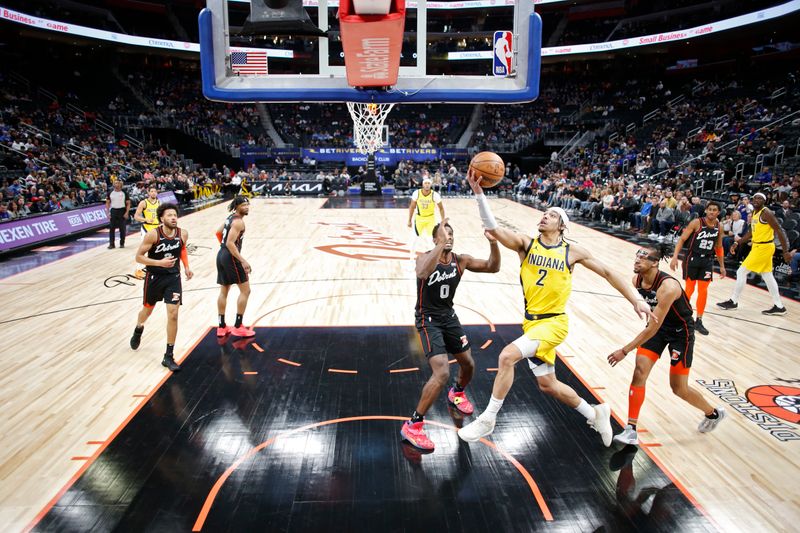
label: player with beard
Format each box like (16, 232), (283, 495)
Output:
(129, 203), (193, 371)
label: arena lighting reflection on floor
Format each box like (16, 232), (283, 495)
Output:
(34, 326), (712, 532)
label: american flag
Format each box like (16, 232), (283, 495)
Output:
(231, 50), (268, 75)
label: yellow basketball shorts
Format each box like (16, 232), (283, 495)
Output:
(521, 313), (569, 365)
(742, 242), (775, 273)
(414, 216), (436, 238)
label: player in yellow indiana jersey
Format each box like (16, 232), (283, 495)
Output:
(133, 186), (161, 279)
(458, 169), (654, 447)
(407, 174), (445, 262)
(717, 192), (792, 315)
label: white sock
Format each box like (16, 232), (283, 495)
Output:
(483, 396), (504, 419)
(761, 271), (784, 308)
(575, 398), (595, 421)
(732, 266), (749, 303)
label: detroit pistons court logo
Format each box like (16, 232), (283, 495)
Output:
(746, 385), (800, 425)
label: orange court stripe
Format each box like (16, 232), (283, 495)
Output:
(70, 457), (91, 461)
(277, 358), (301, 367)
(389, 367), (419, 373)
(243, 371), (258, 375)
(86, 441), (104, 445)
(24, 326), (213, 533)
(251, 296), (496, 334)
(642, 443), (662, 448)
(132, 394), (147, 398)
(251, 343), (264, 353)
(191, 415), (552, 531)
(328, 368), (358, 374)
(480, 339), (493, 349)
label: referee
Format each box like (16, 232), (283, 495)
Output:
(106, 179), (131, 249)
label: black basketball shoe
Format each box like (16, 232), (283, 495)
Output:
(695, 317), (709, 335)
(161, 354), (181, 372)
(130, 326), (144, 350)
(762, 305), (787, 316)
(716, 299), (738, 310)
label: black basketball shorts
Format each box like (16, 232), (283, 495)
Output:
(415, 312), (470, 358)
(683, 255), (713, 281)
(638, 326), (694, 375)
(143, 272), (182, 307)
(216, 249), (248, 286)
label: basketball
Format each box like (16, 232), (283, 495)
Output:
(469, 151), (505, 188)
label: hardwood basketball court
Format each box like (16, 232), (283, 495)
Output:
(1, 197), (797, 532)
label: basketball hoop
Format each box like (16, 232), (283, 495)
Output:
(347, 101), (394, 154)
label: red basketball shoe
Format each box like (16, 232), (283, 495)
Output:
(400, 420), (434, 451)
(448, 387), (474, 415)
(230, 325), (255, 337)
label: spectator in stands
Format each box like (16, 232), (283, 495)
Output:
(7, 200), (20, 219)
(61, 191), (78, 210)
(15, 196), (31, 218)
(651, 199), (675, 241)
(689, 196), (705, 219)
(617, 190), (640, 228)
(777, 200), (792, 219)
(45, 194), (62, 212)
(663, 189), (677, 209)
(0, 202), (9, 221)
(737, 196), (754, 221)
(722, 210), (746, 261)
(600, 188), (615, 221)
(629, 195), (652, 233)
(675, 198), (693, 230)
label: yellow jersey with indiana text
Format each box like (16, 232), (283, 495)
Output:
(520, 237), (572, 315)
(750, 208), (774, 243)
(143, 198), (160, 232)
(411, 189), (441, 218)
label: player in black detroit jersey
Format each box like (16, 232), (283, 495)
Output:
(129, 203), (193, 372)
(669, 201), (726, 335)
(400, 220), (501, 451)
(215, 196), (254, 338)
(607, 243), (725, 446)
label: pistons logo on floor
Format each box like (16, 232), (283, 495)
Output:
(746, 385), (800, 425)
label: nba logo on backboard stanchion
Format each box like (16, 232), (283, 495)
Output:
(493, 31), (513, 77)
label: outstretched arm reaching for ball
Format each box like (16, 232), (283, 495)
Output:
(458, 230), (501, 273)
(467, 168), (530, 259)
(569, 242), (655, 322)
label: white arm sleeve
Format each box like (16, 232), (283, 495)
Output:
(476, 193), (498, 230)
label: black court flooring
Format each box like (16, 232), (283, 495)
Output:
(35, 326), (712, 532)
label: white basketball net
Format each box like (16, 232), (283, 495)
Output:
(346, 102), (395, 154)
